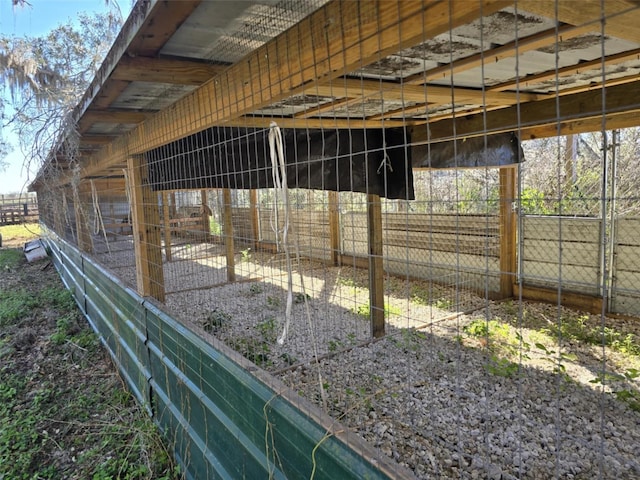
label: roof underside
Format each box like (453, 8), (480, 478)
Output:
(41, 0), (640, 182)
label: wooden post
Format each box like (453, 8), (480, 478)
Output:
(128, 155), (165, 302)
(499, 166), (517, 298)
(328, 191), (340, 266)
(223, 188), (236, 282)
(169, 192), (177, 218)
(250, 189), (260, 249)
(200, 189), (211, 241)
(367, 193), (385, 338)
(73, 187), (93, 253)
(161, 192), (172, 262)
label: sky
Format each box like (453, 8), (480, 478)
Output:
(0, 0), (128, 194)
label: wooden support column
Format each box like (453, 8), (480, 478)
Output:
(223, 188), (236, 282)
(128, 155), (165, 302)
(200, 189), (211, 241)
(73, 188), (93, 253)
(161, 192), (172, 262)
(499, 166), (517, 298)
(328, 191), (340, 266)
(367, 193), (385, 338)
(250, 189), (260, 248)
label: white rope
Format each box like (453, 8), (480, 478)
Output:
(91, 179), (110, 254)
(268, 121), (293, 345)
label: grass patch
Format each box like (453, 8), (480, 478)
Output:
(0, 248), (181, 479)
(542, 314), (640, 358)
(0, 248), (24, 268)
(0, 223), (40, 245)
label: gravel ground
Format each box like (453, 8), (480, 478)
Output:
(95, 240), (640, 479)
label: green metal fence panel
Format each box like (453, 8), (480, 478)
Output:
(43, 231), (397, 480)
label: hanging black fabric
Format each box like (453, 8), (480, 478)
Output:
(412, 132), (524, 169)
(146, 126), (415, 200)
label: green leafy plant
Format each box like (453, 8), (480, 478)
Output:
(203, 308), (231, 333)
(354, 302), (401, 319)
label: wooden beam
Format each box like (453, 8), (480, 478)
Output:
(518, 0), (640, 44)
(111, 57), (228, 85)
(417, 80), (640, 143)
(127, 155), (165, 302)
(250, 189), (260, 249)
(92, 80), (130, 110)
(312, 79), (540, 106)
(514, 284), (603, 314)
(123, 0), (510, 155)
(200, 189), (210, 240)
(367, 193), (385, 338)
(222, 188), (236, 282)
(405, 23), (595, 85)
(328, 191), (340, 266)
(127, 0), (202, 56)
(80, 135), (117, 145)
(499, 166), (517, 298)
(162, 192), (172, 262)
(81, 110), (150, 124)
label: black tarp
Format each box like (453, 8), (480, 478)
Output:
(146, 127), (524, 199)
(147, 127), (414, 200)
(412, 132), (524, 169)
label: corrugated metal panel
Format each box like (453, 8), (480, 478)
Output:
(161, 0), (330, 63)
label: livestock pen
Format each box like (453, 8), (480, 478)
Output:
(32, 1), (640, 478)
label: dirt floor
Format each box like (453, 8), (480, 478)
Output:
(0, 234), (181, 479)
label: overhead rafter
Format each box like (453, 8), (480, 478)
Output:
(122, 0), (511, 155)
(311, 79), (541, 106)
(518, 0), (640, 43)
(111, 57), (228, 85)
(414, 79), (640, 142)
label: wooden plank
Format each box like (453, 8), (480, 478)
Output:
(383, 245), (501, 272)
(613, 270), (640, 289)
(515, 284), (603, 314)
(523, 241), (600, 266)
(312, 78), (539, 105)
(223, 189), (235, 282)
(162, 192), (172, 262)
(615, 217), (640, 245)
(613, 244), (640, 270)
(127, 155), (165, 302)
(522, 216), (601, 242)
(111, 57), (227, 85)
(368, 194), (385, 338)
(521, 261), (600, 290)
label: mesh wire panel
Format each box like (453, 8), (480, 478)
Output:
(36, 1), (640, 478)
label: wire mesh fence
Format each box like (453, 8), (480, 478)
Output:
(34, 1), (640, 478)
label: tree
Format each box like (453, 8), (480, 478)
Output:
(0, 7), (122, 180)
